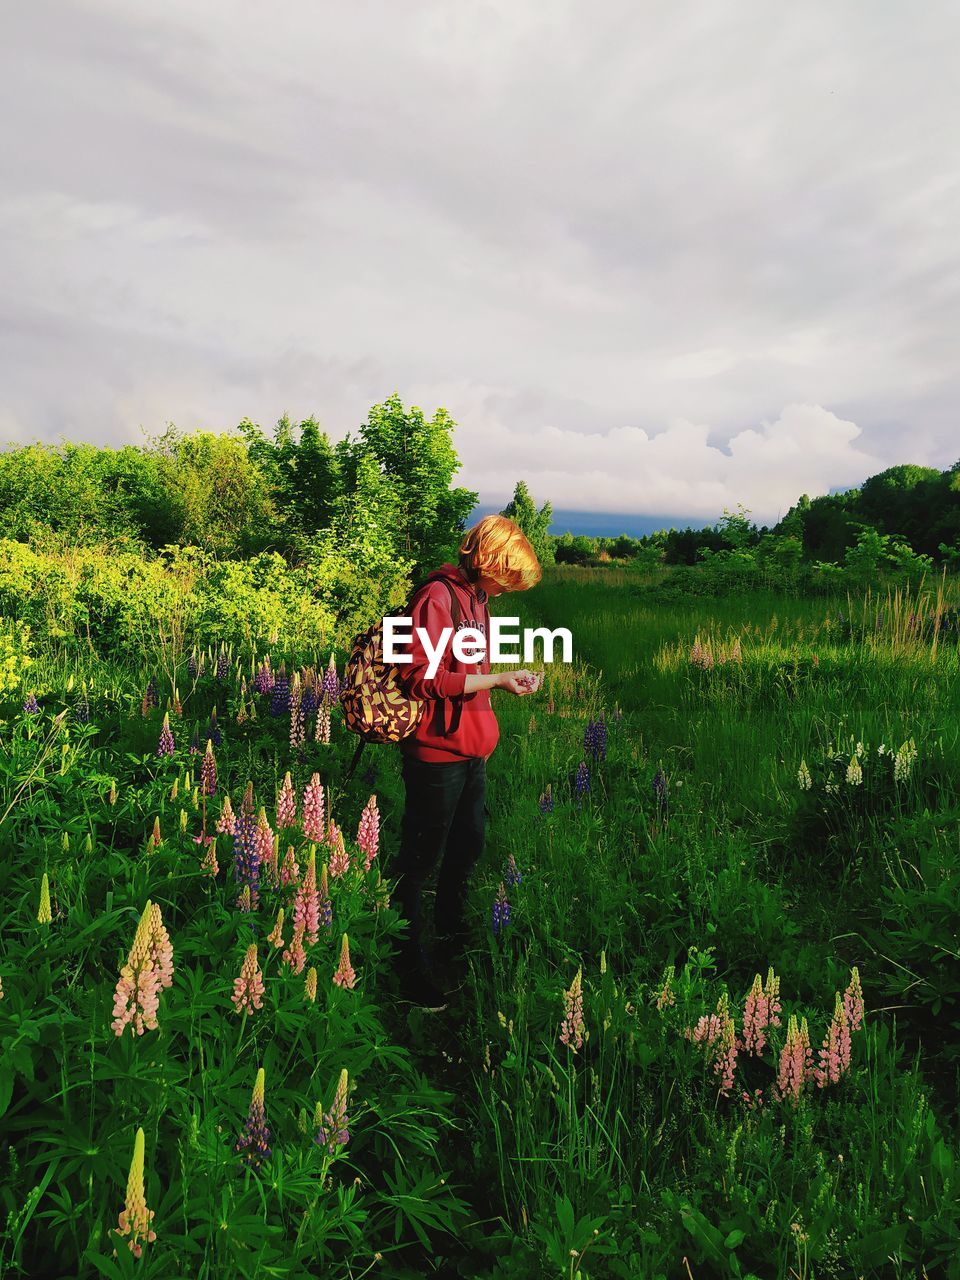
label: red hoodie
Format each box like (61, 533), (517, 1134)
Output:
(397, 563), (499, 763)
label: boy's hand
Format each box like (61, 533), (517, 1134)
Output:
(498, 670), (541, 696)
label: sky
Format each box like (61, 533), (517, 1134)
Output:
(2, 0), (958, 527)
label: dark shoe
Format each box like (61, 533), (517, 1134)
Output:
(397, 968), (448, 1010)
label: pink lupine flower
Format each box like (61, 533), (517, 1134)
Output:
(314, 1068), (349, 1153)
(276, 772), (297, 828)
(293, 848), (321, 946)
(200, 740), (217, 798)
(266, 908), (285, 949)
(263, 834), (280, 889)
(843, 967), (864, 1032)
(764, 967), (782, 1027)
(327, 823), (349, 879)
(232, 943), (266, 1015)
(114, 1127), (156, 1258)
(289, 675), (305, 750)
(815, 993), (851, 1088)
(0, 973), (4, 1000)
(356, 795), (380, 871)
(112, 902), (164, 1036)
(253, 808), (275, 878)
(743, 973), (771, 1056)
(151, 816), (162, 847)
(714, 1004), (738, 1095)
(282, 922), (307, 974)
(559, 967), (585, 1052)
(146, 903), (174, 991)
(691, 1012), (722, 1049)
(315, 703), (331, 744)
(301, 773), (325, 841)
(332, 933), (357, 989)
(776, 1014), (813, 1105)
(280, 845), (300, 888)
(216, 795), (236, 836)
(304, 966), (317, 1003)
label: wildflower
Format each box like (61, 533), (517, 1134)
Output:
(282, 922), (307, 974)
(332, 933), (357, 989)
(327, 823), (349, 878)
(146, 902), (174, 991)
(815, 993), (851, 1088)
(776, 1014), (813, 1105)
(114, 1128), (156, 1258)
(239, 885), (252, 913)
(235, 1067), (272, 1170)
(538, 783), (554, 815)
(372, 867), (390, 912)
(843, 967), (864, 1032)
(560, 967), (585, 1052)
(37, 872), (52, 925)
(157, 712), (175, 757)
(232, 782), (261, 910)
(301, 674), (318, 717)
(109, 780), (117, 806)
(216, 648), (229, 681)
(267, 908), (285, 949)
(289, 681), (305, 750)
(200, 834), (219, 877)
(217, 794), (236, 836)
(111, 902), (163, 1036)
(301, 773), (325, 842)
(232, 944), (266, 1016)
(574, 761), (590, 805)
(146, 674), (159, 708)
(654, 965), (675, 1011)
(304, 966), (317, 1003)
(151, 815), (162, 847)
(894, 737), (917, 783)
(492, 882), (511, 936)
(798, 759), (812, 790)
(280, 844), (300, 888)
(253, 808), (275, 878)
(503, 853), (522, 887)
(207, 705), (221, 748)
(764, 967), (782, 1027)
(743, 974), (771, 1056)
(189, 725), (201, 755)
(845, 754), (863, 786)
(583, 715), (607, 762)
(200, 740), (217, 797)
(293, 848), (321, 946)
(321, 654), (340, 704)
(356, 795), (379, 871)
(253, 655), (274, 694)
(277, 772), (297, 828)
(315, 703), (331, 744)
(188, 652), (198, 679)
(314, 1068), (349, 1153)
(714, 1004), (738, 1095)
(23, 692), (40, 715)
(270, 669), (290, 718)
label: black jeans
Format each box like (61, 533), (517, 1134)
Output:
(391, 754), (486, 973)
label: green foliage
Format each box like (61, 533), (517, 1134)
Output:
(500, 481), (555, 567)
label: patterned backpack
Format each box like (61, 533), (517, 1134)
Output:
(340, 578), (462, 772)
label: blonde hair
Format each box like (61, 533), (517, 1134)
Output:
(459, 515), (542, 592)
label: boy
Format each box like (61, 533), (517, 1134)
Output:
(391, 514), (542, 1007)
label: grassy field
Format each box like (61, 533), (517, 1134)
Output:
(2, 566), (959, 1278)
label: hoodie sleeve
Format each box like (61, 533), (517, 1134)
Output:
(398, 585), (468, 700)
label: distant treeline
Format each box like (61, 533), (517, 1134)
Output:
(499, 465), (960, 574)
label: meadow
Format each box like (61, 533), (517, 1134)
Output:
(2, 564), (959, 1279)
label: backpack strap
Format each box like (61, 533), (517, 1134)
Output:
(416, 577), (465, 739)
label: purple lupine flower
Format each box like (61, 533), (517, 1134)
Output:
(146, 675), (159, 709)
(253, 657), (273, 695)
(236, 1067), (271, 1169)
(321, 656), (340, 705)
(200, 740), (217, 797)
(583, 719), (595, 755)
(207, 706), (222, 748)
(492, 882), (511, 936)
(188, 652), (198, 679)
(538, 783), (553, 816)
(270, 672), (289, 718)
(300, 682), (318, 717)
(504, 854), (522, 887)
(189, 724), (201, 755)
(652, 767), (669, 824)
(23, 692), (40, 715)
(157, 712), (175, 757)
(314, 1069), (349, 1154)
(216, 648), (229, 681)
(593, 712), (607, 761)
(574, 761), (590, 804)
(233, 782), (261, 909)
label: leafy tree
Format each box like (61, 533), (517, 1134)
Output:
(500, 480), (555, 567)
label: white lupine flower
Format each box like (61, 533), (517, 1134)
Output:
(798, 760), (812, 791)
(855, 741), (865, 759)
(894, 738), (917, 783)
(846, 755), (863, 786)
